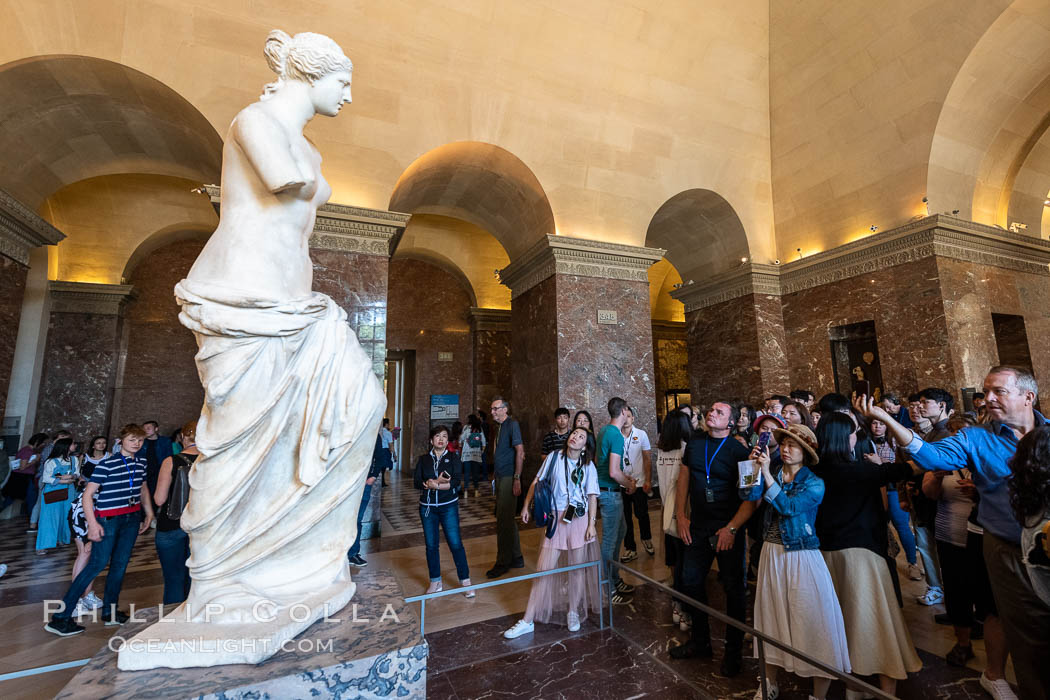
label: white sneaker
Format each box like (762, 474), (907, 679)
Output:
(916, 586), (944, 605)
(503, 619), (534, 639)
(84, 592), (103, 610)
(425, 581), (443, 594)
(979, 673), (1018, 700)
(567, 611), (580, 632)
(71, 600), (88, 617)
(906, 562), (923, 580)
(753, 682), (779, 700)
(0, 563), (7, 579)
(680, 612), (692, 632)
(672, 603), (681, 625)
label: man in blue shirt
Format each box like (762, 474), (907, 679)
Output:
(856, 366), (1050, 700)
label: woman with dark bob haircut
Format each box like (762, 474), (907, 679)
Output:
(414, 424), (473, 596)
(1009, 425), (1050, 607)
(811, 412), (921, 696)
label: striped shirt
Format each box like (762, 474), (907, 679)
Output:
(90, 452), (145, 516)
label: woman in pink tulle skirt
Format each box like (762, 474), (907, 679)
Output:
(503, 427), (601, 639)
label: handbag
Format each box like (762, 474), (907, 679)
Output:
(532, 453), (559, 539)
(165, 452), (196, 520)
(43, 487), (68, 504)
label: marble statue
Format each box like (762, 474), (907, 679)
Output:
(117, 30), (385, 670)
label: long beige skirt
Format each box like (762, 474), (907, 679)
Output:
(822, 548), (923, 679)
(753, 543), (851, 679)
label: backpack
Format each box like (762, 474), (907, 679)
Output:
(531, 453), (560, 539)
(467, 430), (483, 449)
(165, 452), (196, 521)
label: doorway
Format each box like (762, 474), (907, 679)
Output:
(829, 320), (884, 401)
(992, 313), (1033, 372)
(385, 350), (415, 473)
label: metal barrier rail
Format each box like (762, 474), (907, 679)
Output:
(403, 558), (607, 638)
(607, 560), (896, 700)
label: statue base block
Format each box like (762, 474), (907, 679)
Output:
(56, 569), (426, 699)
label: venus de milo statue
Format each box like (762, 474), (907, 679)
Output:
(117, 29), (385, 670)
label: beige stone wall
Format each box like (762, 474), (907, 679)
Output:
(1, 0), (774, 262)
(769, 0), (1013, 258)
(38, 174), (218, 284)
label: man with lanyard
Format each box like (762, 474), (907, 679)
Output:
(137, 420), (172, 512)
(541, 407), (571, 457)
(619, 406), (653, 561)
(45, 424), (155, 637)
(596, 397), (638, 605)
(672, 401), (754, 677)
(486, 396), (525, 579)
(856, 366), (1050, 700)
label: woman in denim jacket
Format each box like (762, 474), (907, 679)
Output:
(749, 423), (850, 700)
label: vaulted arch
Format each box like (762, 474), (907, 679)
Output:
(645, 189), (751, 282)
(0, 55), (222, 211)
(388, 142), (556, 260)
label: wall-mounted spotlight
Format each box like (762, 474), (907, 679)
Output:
(1009, 222), (1028, 233)
(952, 209), (959, 215)
(869, 225), (878, 232)
(773, 259), (781, 265)
(672, 283), (683, 289)
(740, 256), (748, 263)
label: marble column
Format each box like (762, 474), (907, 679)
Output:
(500, 235), (665, 478)
(35, 282), (135, 438)
(469, 307), (511, 413)
(673, 264), (790, 407)
(0, 188), (64, 428)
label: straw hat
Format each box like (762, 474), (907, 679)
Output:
(772, 423), (819, 465)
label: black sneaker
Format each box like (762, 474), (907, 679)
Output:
(350, 555), (368, 567)
(510, 557), (525, 569)
(44, 617), (85, 637)
(615, 581), (635, 594)
(103, 610), (130, 626)
(486, 564), (509, 579)
(945, 643), (975, 667)
(719, 654), (743, 677)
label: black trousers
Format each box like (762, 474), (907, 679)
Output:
(621, 488), (651, 551)
(937, 532), (994, 628)
(678, 522), (747, 656)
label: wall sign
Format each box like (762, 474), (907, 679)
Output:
(438, 351), (453, 362)
(597, 309), (618, 325)
(430, 394), (460, 421)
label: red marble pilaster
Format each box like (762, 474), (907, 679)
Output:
(470, 308), (512, 415)
(35, 283), (134, 439)
(0, 257), (29, 422)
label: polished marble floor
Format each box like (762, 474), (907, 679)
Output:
(0, 470), (1016, 699)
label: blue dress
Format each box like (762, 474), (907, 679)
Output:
(36, 457), (74, 550)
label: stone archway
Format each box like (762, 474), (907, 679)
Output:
(926, 0), (1050, 229)
(389, 142), (556, 260)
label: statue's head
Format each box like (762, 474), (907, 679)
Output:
(262, 30), (352, 116)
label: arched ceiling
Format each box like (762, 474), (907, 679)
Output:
(0, 55), (222, 211)
(389, 142), (556, 260)
(1008, 125), (1050, 237)
(645, 189), (751, 281)
(927, 0), (1050, 227)
(40, 173), (218, 284)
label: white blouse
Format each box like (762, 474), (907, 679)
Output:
(536, 451), (598, 512)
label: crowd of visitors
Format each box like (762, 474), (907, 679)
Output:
(6, 362), (1050, 700)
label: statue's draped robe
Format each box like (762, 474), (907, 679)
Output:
(174, 279), (384, 621)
